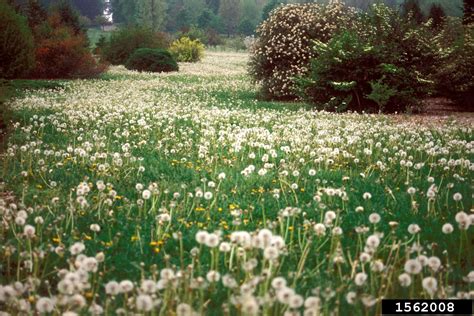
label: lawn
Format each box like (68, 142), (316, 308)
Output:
(0, 51), (472, 315)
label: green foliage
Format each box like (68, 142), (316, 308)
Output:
(0, 0), (35, 79)
(179, 25), (206, 43)
(169, 36), (204, 62)
(218, 0), (241, 35)
(238, 18), (256, 36)
(296, 5), (438, 113)
(434, 21), (474, 108)
(135, 0), (167, 32)
(102, 26), (170, 65)
(125, 48), (179, 72)
(367, 79), (398, 110)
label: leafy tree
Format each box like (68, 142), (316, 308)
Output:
(238, 18), (256, 35)
(240, 0), (259, 25)
(464, 0), (474, 25)
(184, 0), (206, 25)
(198, 8), (213, 28)
(176, 8), (191, 30)
(136, 0), (167, 32)
(218, 0), (240, 35)
(165, 0), (182, 31)
(402, 0), (424, 24)
(428, 3), (445, 28)
(110, 0), (136, 24)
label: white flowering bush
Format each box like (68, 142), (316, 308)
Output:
(249, 2), (360, 100)
(0, 52), (473, 314)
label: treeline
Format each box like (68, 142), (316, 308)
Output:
(8, 0), (466, 36)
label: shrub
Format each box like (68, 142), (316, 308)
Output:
(169, 37), (204, 62)
(33, 27), (106, 79)
(0, 0), (35, 79)
(102, 26), (170, 65)
(296, 5), (438, 113)
(249, 3), (361, 100)
(125, 48), (178, 73)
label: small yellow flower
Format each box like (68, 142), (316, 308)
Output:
(131, 236), (139, 242)
(154, 247), (160, 253)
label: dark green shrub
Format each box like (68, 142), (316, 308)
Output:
(102, 26), (170, 65)
(0, 0), (35, 79)
(296, 5), (438, 113)
(249, 3), (361, 100)
(125, 48), (178, 73)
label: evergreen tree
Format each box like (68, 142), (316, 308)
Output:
(463, 0), (474, 25)
(428, 3), (445, 28)
(51, 0), (84, 35)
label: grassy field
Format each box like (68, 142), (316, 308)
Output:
(0, 52), (472, 315)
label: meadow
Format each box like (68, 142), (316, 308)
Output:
(0, 51), (472, 315)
